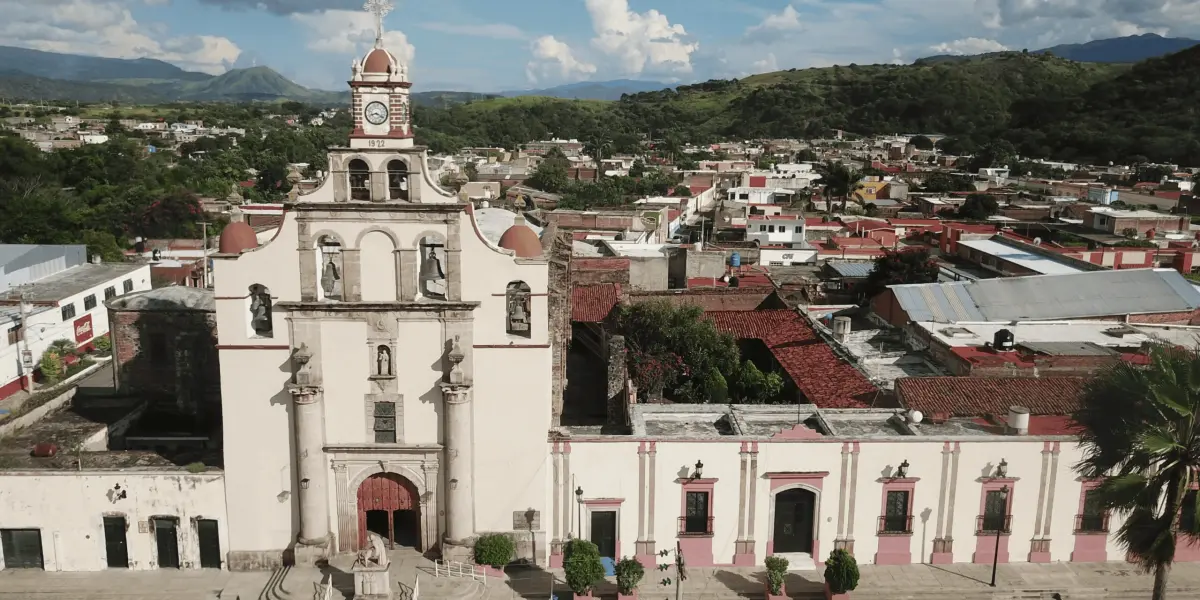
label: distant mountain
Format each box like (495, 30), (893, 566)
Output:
(0, 45), (346, 104)
(918, 34), (1199, 64)
(1037, 33), (1199, 63)
(410, 91), (499, 108)
(499, 79), (672, 100)
(0, 45), (210, 83)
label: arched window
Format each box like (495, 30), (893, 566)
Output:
(387, 159), (409, 201)
(506, 281), (532, 337)
(418, 235), (447, 300)
(348, 159), (370, 201)
(318, 236), (344, 301)
(248, 284), (273, 338)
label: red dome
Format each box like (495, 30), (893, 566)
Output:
(363, 48), (393, 74)
(498, 224), (542, 258)
(219, 222), (259, 254)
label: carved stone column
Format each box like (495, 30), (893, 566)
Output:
(440, 337), (474, 560)
(398, 249), (419, 301)
(289, 384), (330, 548)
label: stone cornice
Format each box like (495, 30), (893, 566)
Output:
(276, 301), (479, 315)
(286, 201), (465, 213)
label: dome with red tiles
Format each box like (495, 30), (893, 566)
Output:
(362, 47), (395, 74)
(219, 221), (258, 254)
(498, 217), (542, 258)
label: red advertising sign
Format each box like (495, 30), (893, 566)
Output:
(74, 314), (94, 344)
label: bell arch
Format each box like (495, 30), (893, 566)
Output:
(348, 158), (371, 201)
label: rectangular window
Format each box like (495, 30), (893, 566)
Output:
(768, 225), (775, 232)
(60, 303), (76, 321)
(882, 490), (911, 533)
(6, 326), (19, 346)
(373, 402), (397, 443)
(739, 193), (749, 200)
(122, 279), (133, 293)
(981, 489), (1009, 533)
(683, 491), (710, 534)
(1077, 489), (1108, 533)
(794, 226), (802, 233)
(759, 225), (766, 232)
(1183, 490), (1198, 532)
(83, 295), (97, 311)
(104, 286), (117, 300)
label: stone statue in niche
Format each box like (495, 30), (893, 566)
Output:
(376, 345), (393, 376)
(321, 255), (342, 299)
(249, 284), (273, 337)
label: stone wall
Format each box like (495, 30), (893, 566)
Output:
(110, 308), (219, 421)
(546, 229), (573, 425)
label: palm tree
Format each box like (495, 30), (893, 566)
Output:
(584, 136), (611, 179)
(1074, 344), (1200, 600)
(818, 161), (864, 214)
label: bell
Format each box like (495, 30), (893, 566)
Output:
(420, 252), (445, 281)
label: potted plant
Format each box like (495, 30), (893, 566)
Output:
(473, 533), (514, 578)
(615, 556), (645, 600)
(764, 555), (789, 600)
(823, 549), (860, 600)
(563, 539), (605, 599)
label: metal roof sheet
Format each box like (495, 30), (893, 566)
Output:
(891, 269), (1200, 324)
(827, 261), (875, 278)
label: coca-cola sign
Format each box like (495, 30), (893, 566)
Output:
(74, 314), (94, 343)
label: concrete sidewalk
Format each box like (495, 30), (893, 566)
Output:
(1, 560), (1197, 600)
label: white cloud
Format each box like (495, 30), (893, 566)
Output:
(292, 9), (414, 64)
(584, 0), (699, 75)
(525, 35), (597, 83)
(928, 37), (1009, 55)
(420, 22), (527, 41)
(745, 4), (803, 42)
(751, 53), (779, 72)
(0, 0), (240, 74)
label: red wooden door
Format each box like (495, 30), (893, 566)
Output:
(357, 474), (418, 549)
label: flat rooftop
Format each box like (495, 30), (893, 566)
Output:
(957, 239), (1083, 275)
(916, 320), (1200, 350)
(1, 263), (146, 305)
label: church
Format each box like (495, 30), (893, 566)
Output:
(212, 24), (552, 569)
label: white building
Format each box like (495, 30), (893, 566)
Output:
(746, 215), (807, 246)
(727, 187), (796, 205)
(0, 246), (150, 400)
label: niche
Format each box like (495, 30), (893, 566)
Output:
(506, 281), (532, 338)
(248, 284), (273, 338)
(418, 235), (447, 300)
(318, 236), (344, 301)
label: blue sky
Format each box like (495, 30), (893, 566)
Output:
(3, 0), (1198, 92)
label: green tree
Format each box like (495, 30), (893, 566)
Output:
(967, 140), (1018, 172)
(864, 249), (939, 300)
(958, 194), (1000, 220)
(563, 539), (605, 596)
(819, 160), (863, 214)
(1074, 344), (1200, 600)
(909, 135), (934, 150)
(672, 184), (691, 197)
(629, 158), (647, 178)
(525, 148), (571, 193)
(614, 300), (740, 403)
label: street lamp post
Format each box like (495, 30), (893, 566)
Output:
(990, 485), (1009, 588)
(575, 486), (584, 539)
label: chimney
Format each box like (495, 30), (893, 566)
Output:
(1007, 406), (1030, 435)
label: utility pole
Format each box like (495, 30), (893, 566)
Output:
(657, 541), (686, 600)
(198, 221), (210, 288)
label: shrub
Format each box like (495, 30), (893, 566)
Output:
(824, 549), (860, 594)
(615, 556), (645, 594)
(764, 555), (789, 594)
(39, 351), (64, 385)
(473, 533), (514, 569)
(185, 462), (207, 473)
(563, 539), (605, 595)
(93, 335), (112, 354)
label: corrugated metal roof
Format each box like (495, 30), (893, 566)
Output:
(891, 269), (1200, 323)
(827, 261), (875, 278)
(1019, 341), (1117, 357)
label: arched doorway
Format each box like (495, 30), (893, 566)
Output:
(772, 487), (817, 554)
(357, 473), (421, 551)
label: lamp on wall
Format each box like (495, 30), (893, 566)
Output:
(300, 478), (310, 490)
(896, 459), (909, 478)
(996, 458), (1008, 478)
(692, 460), (704, 480)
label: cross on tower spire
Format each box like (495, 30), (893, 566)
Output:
(363, 0), (394, 44)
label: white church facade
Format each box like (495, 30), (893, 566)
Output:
(0, 20), (1172, 575)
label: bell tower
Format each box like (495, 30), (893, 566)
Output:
(349, 0), (412, 150)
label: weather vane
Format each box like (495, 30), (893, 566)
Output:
(363, 0), (394, 41)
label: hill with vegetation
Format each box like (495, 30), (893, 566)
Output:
(919, 34), (1200, 65)
(412, 49), (1200, 166)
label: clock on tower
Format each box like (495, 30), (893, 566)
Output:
(348, 0), (413, 150)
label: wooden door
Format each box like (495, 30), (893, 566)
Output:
(103, 517), (129, 568)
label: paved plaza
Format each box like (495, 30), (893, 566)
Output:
(3, 553), (1200, 600)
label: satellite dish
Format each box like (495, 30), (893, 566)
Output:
(908, 410), (924, 424)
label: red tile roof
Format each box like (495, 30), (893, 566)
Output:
(572, 284), (621, 322)
(705, 310), (878, 408)
(895, 376), (1086, 418)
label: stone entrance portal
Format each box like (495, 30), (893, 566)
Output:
(358, 473), (422, 551)
(772, 487), (816, 554)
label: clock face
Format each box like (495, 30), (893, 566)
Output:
(364, 101), (389, 125)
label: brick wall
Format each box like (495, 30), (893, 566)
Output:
(110, 308), (220, 421)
